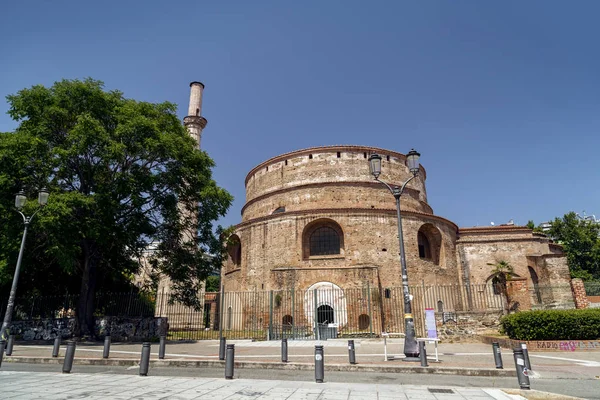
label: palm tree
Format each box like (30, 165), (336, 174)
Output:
(487, 260), (514, 313)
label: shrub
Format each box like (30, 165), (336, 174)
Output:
(500, 309), (600, 340)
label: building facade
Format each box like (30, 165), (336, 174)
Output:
(221, 145), (575, 326)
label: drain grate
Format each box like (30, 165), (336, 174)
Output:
(428, 388), (455, 394)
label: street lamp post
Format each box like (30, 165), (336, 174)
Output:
(368, 150), (421, 361)
(0, 188), (49, 340)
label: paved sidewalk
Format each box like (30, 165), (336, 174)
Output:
(0, 371), (528, 399)
(4, 339), (600, 379)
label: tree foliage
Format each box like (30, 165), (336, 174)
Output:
(205, 275), (221, 293)
(545, 212), (600, 281)
(0, 78), (232, 336)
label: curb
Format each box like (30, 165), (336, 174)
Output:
(3, 356), (516, 377)
(503, 389), (585, 400)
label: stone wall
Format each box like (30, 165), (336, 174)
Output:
(224, 209), (461, 292)
(434, 311), (503, 341)
(457, 227), (574, 309)
(222, 144), (574, 314)
(9, 317), (168, 342)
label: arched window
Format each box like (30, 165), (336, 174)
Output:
(358, 314), (370, 330)
(437, 300), (444, 313)
(310, 227), (340, 256)
(281, 315), (294, 331)
(302, 219), (344, 259)
(272, 206), (286, 214)
(491, 276), (502, 295)
(529, 266), (542, 304)
(418, 232), (431, 259)
(227, 235), (241, 267)
(417, 224), (442, 265)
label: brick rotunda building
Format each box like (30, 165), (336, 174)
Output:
(220, 145), (575, 333)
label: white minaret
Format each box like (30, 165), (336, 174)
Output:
(184, 81), (208, 148)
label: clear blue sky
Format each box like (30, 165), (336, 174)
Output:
(2, 1), (599, 229)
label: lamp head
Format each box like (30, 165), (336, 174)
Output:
(406, 149), (421, 175)
(38, 187), (49, 207)
(368, 153), (382, 179)
(15, 189), (27, 210)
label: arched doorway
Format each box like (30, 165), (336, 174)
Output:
(304, 281), (348, 338)
(317, 305), (334, 325)
(529, 266), (542, 304)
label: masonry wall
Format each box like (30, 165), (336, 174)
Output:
(223, 145), (574, 313)
(9, 317), (168, 342)
(457, 227), (574, 309)
(244, 146), (428, 214)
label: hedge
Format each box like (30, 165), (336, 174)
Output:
(500, 309), (600, 340)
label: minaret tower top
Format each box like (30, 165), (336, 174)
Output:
(184, 81), (208, 148)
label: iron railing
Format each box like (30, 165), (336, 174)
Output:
(584, 281), (600, 296)
(0, 282), (579, 341)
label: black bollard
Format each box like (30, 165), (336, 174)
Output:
(62, 340), (76, 373)
(419, 341), (428, 367)
(281, 338), (288, 363)
(512, 348), (531, 390)
(348, 340), (356, 365)
(159, 335), (166, 360)
(0, 340), (5, 368)
(492, 342), (503, 369)
(225, 344), (235, 379)
(219, 337), (226, 361)
(315, 345), (324, 383)
(52, 337), (61, 358)
(139, 342), (151, 376)
(103, 335), (111, 359)
(6, 335), (15, 356)
(521, 343), (532, 371)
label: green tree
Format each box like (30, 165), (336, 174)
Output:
(546, 212), (600, 281)
(526, 220), (545, 234)
(205, 275), (221, 292)
(0, 78), (232, 336)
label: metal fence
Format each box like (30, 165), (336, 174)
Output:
(0, 282), (577, 341)
(584, 281), (600, 296)
(0, 292), (155, 321)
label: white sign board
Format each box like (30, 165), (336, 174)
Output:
(425, 308), (437, 339)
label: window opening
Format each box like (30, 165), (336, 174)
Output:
(358, 314), (370, 330)
(282, 315), (293, 327)
(310, 226), (340, 256)
(492, 276), (502, 295)
(418, 232), (431, 259)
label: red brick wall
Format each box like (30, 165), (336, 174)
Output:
(570, 278), (590, 309)
(506, 278), (531, 311)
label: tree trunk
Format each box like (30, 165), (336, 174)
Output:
(75, 240), (99, 338)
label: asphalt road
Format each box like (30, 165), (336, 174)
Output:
(2, 362), (599, 399)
